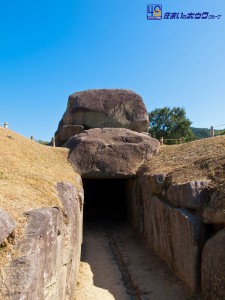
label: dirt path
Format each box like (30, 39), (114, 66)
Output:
(75, 222), (199, 300)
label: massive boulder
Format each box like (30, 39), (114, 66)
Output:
(127, 176), (205, 292)
(55, 125), (84, 146)
(201, 229), (225, 299)
(65, 128), (160, 178)
(0, 182), (83, 300)
(203, 208), (225, 225)
(55, 89), (149, 145)
(167, 180), (211, 209)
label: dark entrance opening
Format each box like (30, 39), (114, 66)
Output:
(82, 178), (128, 222)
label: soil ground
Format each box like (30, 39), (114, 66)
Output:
(75, 222), (199, 300)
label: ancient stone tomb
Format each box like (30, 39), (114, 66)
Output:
(54, 88), (225, 299)
(2, 89), (222, 299)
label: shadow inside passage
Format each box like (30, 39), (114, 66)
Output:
(78, 178), (131, 298)
(82, 178), (128, 222)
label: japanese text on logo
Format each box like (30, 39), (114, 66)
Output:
(147, 5), (222, 20)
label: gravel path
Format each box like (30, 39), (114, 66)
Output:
(75, 222), (200, 300)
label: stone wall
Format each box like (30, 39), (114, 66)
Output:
(0, 182), (83, 300)
(127, 175), (225, 298)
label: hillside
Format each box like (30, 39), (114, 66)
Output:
(147, 135), (225, 195)
(191, 127), (225, 139)
(0, 127), (81, 260)
(191, 127), (211, 139)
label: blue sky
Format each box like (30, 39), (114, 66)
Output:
(0, 0), (225, 140)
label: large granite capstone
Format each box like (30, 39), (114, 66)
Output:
(55, 89), (150, 145)
(65, 128), (160, 178)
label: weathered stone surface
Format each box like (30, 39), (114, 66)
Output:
(55, 125), (84, 146)
(170, 208), (204, 292)
(209, 191), (225, 209)
(167, 180), (211, 209)
(148, 197), (204, 292)
(57, 89), (149, 137)
(203, 208), (225, 224)
(0, 209), (16, 244)
(65, 128), (160, 178)
(149, 173), (167, 196)
(202, 229), (225, 300)
(127, 177), (205, 292)
(127, 176), (154, 235)
(0, 182), (83, 300)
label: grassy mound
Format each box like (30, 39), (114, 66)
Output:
(147, 135), (225, 193)
(0, 127), (81, 240)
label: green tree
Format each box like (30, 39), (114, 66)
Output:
(148, 107), (195, 143)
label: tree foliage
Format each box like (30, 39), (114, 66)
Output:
(148, 107), (195, 143)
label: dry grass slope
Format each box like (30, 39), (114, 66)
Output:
(147, 135), (225, 193)
(0, 127), (81, 262)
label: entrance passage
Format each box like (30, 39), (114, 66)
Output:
(78, 178), (197, 299)
(82, 178), (128, 222)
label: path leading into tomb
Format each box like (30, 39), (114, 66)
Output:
(75, 222), (200, 300)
